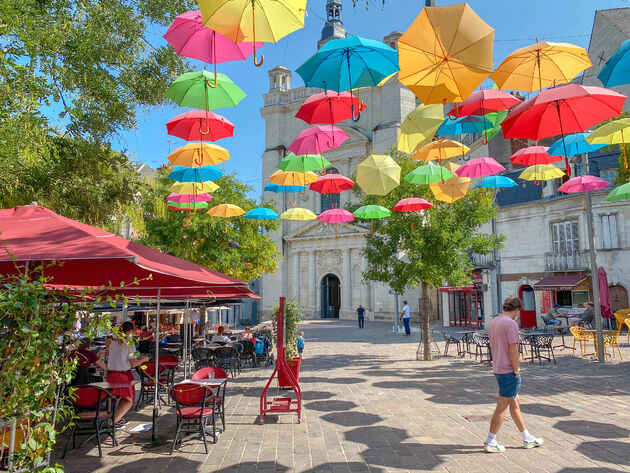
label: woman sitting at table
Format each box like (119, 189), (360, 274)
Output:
(239, 327), (254, 342)
(211, 325), (231, 344)
(107, 322), (149, 426)
(569, 302), (595, 326)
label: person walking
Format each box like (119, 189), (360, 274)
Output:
(357, 305), (366, 329)
(484, 296), (543, 453)
(400, 301), (411, 335)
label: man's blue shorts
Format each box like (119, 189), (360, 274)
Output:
(548, 319), (561, 325)
(495, 372), (521, 398)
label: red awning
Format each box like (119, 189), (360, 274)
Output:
(533, 274), (588, 291)
(0, 206), (257, 300)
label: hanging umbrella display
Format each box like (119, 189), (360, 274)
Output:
(197, 0), (307, 67)
(353, 205), (391, 235)
(429, 176), (471, 203)
(393, 197), (433, 212)
(166, 110), (235, 142)
(548, 133), (606, 157)
(605, 182), (630, 201)
(167, 192), (213, 203)
(264, 183), (307, 193)
(436, 115), (493, 137)
(599, 39), (630, 88)
(243, 208), (280, 220)
(276, 153), (331, 173)
(165, 70), (246, 110)
(519, 164), (565, 191)
(167, 142), (230, 168)
(167, 200), (210, 211)
(413, 140), (470, 162)
(398, 3), (494, 104)
(456, 157), (505, 178)
(356, 154), (401, 195)
(288, 125), (349, 156)
(397, 103), (444, 154)
(296, 90), (366, 124)
(404, 164), (454, 185)
(317, 208), (355, 238)
(442, 161), (461, 175)
(169, 181), (219, 194)
(168, 165), (224, 183)
(269, 170), (318, 187)
(586, 118), (630, 169)
(485, 110), (509, 142)
(557, 175), (610, 194)
(510, 146), (562, 166)
(207, 203), (245, 232)
(492, 41), (592, 92)
(447, 89), (521, 118)
(309, 174), (354, 194)
(280, 207), (316, 236)
(473, 176), (518, 189)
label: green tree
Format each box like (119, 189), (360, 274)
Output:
(138, 168), (281, 282)
(353, 151), (503, 360)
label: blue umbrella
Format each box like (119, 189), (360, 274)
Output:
(296, 36), (399, 121)
(599, 39), (630, 88)
(437, 115), (493, 136)
(244, 208), (280, 220)
(473, 176), (518, 189)
(548, 133), (607, 157)
(264, 183), (307, 193)
(168, 165), (223, 183)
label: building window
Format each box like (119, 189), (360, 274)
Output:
(552, 220), (579, 255)
(599, 168), (617, 187)
(320, 167), (340, 211)
(601, 214), (619, 249)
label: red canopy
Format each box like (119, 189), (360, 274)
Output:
(0, 206), (257, 300)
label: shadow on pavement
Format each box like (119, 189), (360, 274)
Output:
(304, 400), (358, 411)
(554, 420), (630, 439)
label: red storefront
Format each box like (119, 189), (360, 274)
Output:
(440, 270), (485, 329)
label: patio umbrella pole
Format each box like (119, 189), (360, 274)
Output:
(183, 299), (189, 379)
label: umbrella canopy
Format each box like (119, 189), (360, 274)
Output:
(288, 126), (349, 155)
(442, 161), (461, 174)
(167, 192), (213, 203)
(243, 208), (279, 220)
(519, 164), (565, 181)
(605, 182), (630, 201)
(166, 200), (210, 211)
(393, 197), (433, 212)
(492, 41), (592, 92)
(447, 89), (521, 118)
(485, 110), (509, 142)
(404, 164), (454, 185)
(456, 157), (505, 178)
(473, 176), (518, 189)
(269, 170), (318, 186)
(264, 183), (307, 193)
(398, 3), (494, 104)
(169, 165), (224, 183)
(309, 174), (354, 194)
(166, 110), (235, 142)
(280, 207), (317, 221)
(501, 84), (627, 141)
(207, 203), (245, 218)
(353, 205), (391, 219)
(165, 70), (246, 110)
(548, 133), (606, 157)
(557, 175), (610, 194)
(413, 140), (470, 162)
(167, 142), (230, 168)
(356, 154), (401, 196)
(586, 118), (630, 168)
(276, 153), (331, 173)
(317, 208), (355, 224)
(510, 146), (562, 166)
(397, 104), (444, 154)
(598, 39), (630, 88)
(437, 115), (493, 136)
(296, 91), (366, 124)
(429, 176), (471, 203)
(598, 266), (614, 319)
(169, 181), (219, 194)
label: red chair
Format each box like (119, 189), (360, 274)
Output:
(191, 367), (228, 431)
(135, 362), (169, 410)
(62, 386), (116, 458)
(169, 383), (216, 454)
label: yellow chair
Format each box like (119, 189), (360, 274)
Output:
(594, 330), (623, 360)
(625, 318), (630, 344)
(614, 309), (630, 343)
(569, 326), (594, 357)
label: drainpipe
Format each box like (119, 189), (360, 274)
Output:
(492, 218), (502, 310)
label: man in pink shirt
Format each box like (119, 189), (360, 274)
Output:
(484, 296), (543, 453)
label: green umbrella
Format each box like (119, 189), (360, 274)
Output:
(605, 182), (630, 201)
(353, 204), (390, 235)
(165, 70), (246, 110)
(276, 153), (331, 173)
(166, 200), (209, 210)
(404, 164), (454, 185)
(485, 110), (508, 142)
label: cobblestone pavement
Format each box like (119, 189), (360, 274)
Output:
(55, 319), (630, 473)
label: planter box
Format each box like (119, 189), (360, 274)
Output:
(278, 356), (301, 388)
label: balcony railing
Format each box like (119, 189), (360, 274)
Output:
(469, 252), (495, 269)
(545, 251), (589, 272)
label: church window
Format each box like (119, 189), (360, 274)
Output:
(320, 167), (340, 211)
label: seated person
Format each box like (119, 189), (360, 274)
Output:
(211, 325), (231, 344)
(239, 326), (254, 341)
(542, 304), (562, 326)
(570, 302), (595, 326)
(70, 338), (106, 385)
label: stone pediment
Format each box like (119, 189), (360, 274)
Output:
(284, 219), (369, 241)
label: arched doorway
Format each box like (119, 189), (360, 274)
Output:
(321, 274), (340, 318)
(519, 285), (536, 329)
(609, 285), (629, 313)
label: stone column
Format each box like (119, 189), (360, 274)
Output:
(292, 252), (300, 303)
(309, 251), (318, 317)
(342, 249), (352, 314)
(360, 255), (369, 316)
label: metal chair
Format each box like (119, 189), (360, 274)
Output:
(135, 362), (169, 410)
(441, 333), (462, 357)
(239, 339), (256, 367)
(191, 347), (214, 371)
(214, 346), (239, 378)
(530, 334), (556, 364)
(459, 332), (474, 357)
(191, 367), (228, 431)
(169, 383), (217, 455)
(569, 326), (594, 357)
(472, 332), (492, 363)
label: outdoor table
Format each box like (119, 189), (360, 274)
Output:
(89, 380), (140, 391)
(185, 378), (228, 389)
(519, 332), (550, 363)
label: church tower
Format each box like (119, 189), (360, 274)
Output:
(318, 0), (346, 49)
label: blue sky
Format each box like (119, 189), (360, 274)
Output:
(118, 0), (628, 197)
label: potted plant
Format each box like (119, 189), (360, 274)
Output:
(275, 300), (302, 387)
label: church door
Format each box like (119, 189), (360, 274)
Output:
(321, 274), (340, 318)
(609, 285), (629, 313)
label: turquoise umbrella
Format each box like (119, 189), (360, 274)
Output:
(264, 183), (307, 193)
(244, 208), (280, 220)
(473, 176), (518, 189)
(599, 39), (630, 88)
(168, 165), (224, 183)
(548, 133), (607, 157)
(437, 115), (493, 136)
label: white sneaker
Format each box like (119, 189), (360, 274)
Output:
(523, 437), (544, 449)
(484, 442), (506, 453)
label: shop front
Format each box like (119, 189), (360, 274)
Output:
(533, 274), (590, 312)
(440, 270), (486, 329)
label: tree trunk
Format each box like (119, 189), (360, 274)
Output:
(416, 281), (434, 361)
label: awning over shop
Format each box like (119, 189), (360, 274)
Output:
(533, 274), (588, 291)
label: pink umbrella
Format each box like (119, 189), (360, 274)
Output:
(393, 197), (433, 212)
(598, 266), (613, 319)
(317, 208), (354, 238)
(456, 157), (505, 178)
(510, 146), (562, 166)
(167, 192), (213, 203)
(288, 126), (349, 156)
(557, 175), (610, 194)
(309, 174), (354, 194)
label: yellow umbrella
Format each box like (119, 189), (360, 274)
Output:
(166, 142), (230, 168)
(397, 104), (444, 154)
(492, 41), (592, 92)
(413, 140), (470, 162)
(169, 181), (219, 194)
(269, 169), (318, 187)
(429, 175), (471, 203)
(442, 161), (461, 174)
(207, 203), (245, 218)
(519, 164), (565, 182)
(280, 207), (316, 236)
(398, 3), (494, 104)
(356, 154), (401, 196)
(586, 118), (630, 168)
(198, 0), (307, 67)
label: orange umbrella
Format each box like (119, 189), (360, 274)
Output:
(429, 175), (471, 203)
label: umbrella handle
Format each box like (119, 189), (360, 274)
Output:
(448, 103), (460, 120)
(351, 101), (361, 122)
(199, 119), (210, 135)
(206, 77), (218, 90)
(289, 194), (297, 206)
(252, 3), (264, 67)
(223, 221), (229, 233)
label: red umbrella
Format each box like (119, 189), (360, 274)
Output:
(393, 197), (433, 212)
(288, 125), (349, 155)
(167, 110), (235, 142)
(296, 90), (366, 124)
(309, 174), (354, 194)
(447, 89), (520, 118)
(598, 266), (614, 320)
(510, 146), (562, 166)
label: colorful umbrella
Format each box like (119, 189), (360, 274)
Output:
(473, 176), (518, 189)
(207, 203), (245, 231)
(510, 146), (562, 166)
(456, 157), (505, 178)
(165, 70), (246, 110)
(437, 115), (493, 136)
(447, 89), (520, 118)
(356, 154), (401, 196)
(264, 183), (307, 193)
(296, 91), (366, 124)
(398, 3), (493, 104)
(393, 198), (433, 212)
(353, 204), (390, 235)
(557, 175), (610, 194)
(276, 153), (331, 173)
(317, 208), (354, 238)
(309, 174), (354, 194)
(485, 110), (509, 142)
(519, 164), (565, 182)
(167, 142), (230, 168)
(548, 133), (606, 157)
(288, 125), (349, 156)
(167, 200), (210, 211)
(243, 208), (280, 220)
(429, 176), (471, 203)
(168, 165), (224, 183)
(197, 0), (307, 66)
(280, 207), (316, 220)
(166, 110), (235, 142)
(413, 140), (470, 162)
(397, 104), (444, 154)
(599, 39), (630, 88)
(605, 182), (630, 201)
(167, 192), (213, 203)
(586, 118), (630, 168)
(169, 181), (219, 194)
(442, 161), (462, 175)
(404, 164), (454, 185)
(492, 41), (592, 92)
(269, 170), (318, 187)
